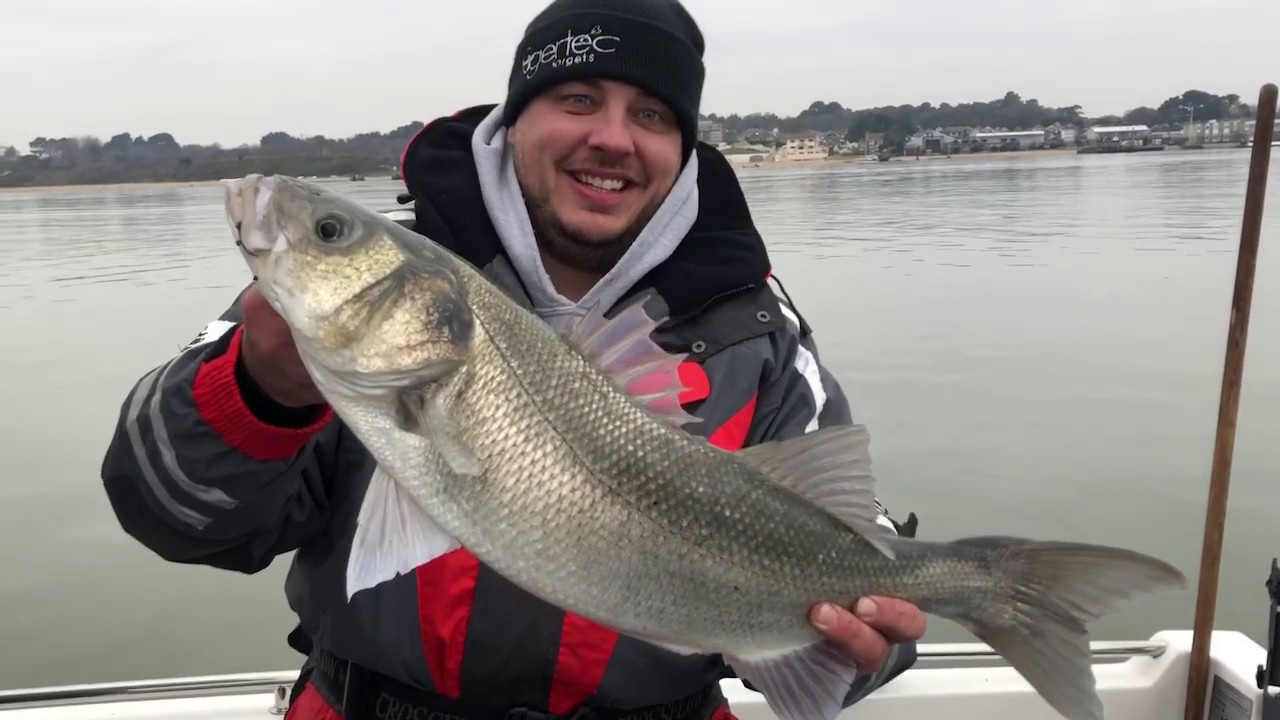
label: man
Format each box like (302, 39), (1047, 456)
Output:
(100, 0), (924, 718)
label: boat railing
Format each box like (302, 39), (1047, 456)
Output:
(913, 639), (1167, 666)
(0, 671), (297, 711)
(0, 640), (1168, 710)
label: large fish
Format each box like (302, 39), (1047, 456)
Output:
(224, 173), (1187, 720)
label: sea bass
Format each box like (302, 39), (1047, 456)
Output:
(224, 173), (1187, 720)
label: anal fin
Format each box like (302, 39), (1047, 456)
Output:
(737, 424), (896, 559)
(346, 466), (461, 600)
(727, 643), (858, 720)
(562, 295), (701, 429)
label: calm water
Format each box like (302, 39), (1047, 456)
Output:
(0, 148), (1276, 691)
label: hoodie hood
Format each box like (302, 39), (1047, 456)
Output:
(470, 104), (699, 331)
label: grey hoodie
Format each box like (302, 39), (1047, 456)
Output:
(470, 104), (699, 330)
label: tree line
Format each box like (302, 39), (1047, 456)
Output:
(706, 89), (1254, 149)
(0, 89), (1253, 188)
(0, 123), (424, 188)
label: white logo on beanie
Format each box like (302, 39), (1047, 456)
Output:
(520, 25), (620, 79)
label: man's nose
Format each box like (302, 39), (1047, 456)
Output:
(586, 106), (636, 156)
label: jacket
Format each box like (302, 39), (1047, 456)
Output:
(100, 104), (916, 716)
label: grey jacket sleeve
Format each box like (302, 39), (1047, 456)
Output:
(744, 284), (919, 704)
(100, 294), (339, 574)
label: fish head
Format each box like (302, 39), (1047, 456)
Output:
(224, 173), (474, 394)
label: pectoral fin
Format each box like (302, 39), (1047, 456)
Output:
(345, 466), (461, 600)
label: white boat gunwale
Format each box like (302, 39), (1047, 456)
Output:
(0, 630), (1272, 719)
(0, 641), (1175, 708)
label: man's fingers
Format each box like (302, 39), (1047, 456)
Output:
(809, 602), (889, 676)
(808, 597), (928, 677)
(856, 596), (927, 644)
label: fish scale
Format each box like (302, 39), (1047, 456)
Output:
(229, 173), (1190, 720)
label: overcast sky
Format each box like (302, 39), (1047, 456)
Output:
(5, 0), (1277, 152)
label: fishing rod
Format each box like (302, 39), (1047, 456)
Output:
(1183, 81), (1277, 720)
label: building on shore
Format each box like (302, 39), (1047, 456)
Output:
(1185, 118), (1280, 144)
(1084, 124), (1152, 144)
(718, 144), (775, 165)
(697, 119), (725, 145)
(971, 129), (1047, 150)
(774, 131), (828, 161)
(905, 129), (963, 154)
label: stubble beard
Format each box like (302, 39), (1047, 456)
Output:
(523, 193), (662, 275)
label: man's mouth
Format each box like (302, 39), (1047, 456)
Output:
(571, 172), (630, 193)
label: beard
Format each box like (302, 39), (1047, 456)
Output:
(522, 192), (661, 275)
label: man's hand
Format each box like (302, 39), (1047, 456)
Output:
(240, 283), (325, 408)
(810, 597), (926, 676)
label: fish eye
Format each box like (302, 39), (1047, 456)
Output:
(315, 214), (346, 243)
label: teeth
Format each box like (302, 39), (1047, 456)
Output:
(574, 173), (625, 191)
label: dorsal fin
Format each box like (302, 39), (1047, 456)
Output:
(562, 296), (701, 429)
(737, 424), (897, 558)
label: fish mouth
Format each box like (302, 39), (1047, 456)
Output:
(224, 174), (278, 257)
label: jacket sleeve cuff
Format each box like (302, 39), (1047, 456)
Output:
(191, 325), (333, 461)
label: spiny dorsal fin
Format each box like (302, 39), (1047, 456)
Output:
(737, 424), (896, 559)
(562, 296), (701, 429)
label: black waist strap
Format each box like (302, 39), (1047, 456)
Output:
(305, 648), (724, 720)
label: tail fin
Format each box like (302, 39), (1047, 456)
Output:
(949, 536), (1188, 720)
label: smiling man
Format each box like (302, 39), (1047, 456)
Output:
(99, 0), (923, 719)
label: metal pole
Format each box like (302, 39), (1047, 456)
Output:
(1183, 82), (1277, 720)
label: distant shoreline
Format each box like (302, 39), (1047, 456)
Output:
(0, 175), (404, 193)
(731, 144), (1245, 170)
(1, 144), (1231, 191)
(731, 146), (1082, 170)
(837, 146), (1082, 163)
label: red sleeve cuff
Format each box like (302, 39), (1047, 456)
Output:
(192, 325), (333, 461)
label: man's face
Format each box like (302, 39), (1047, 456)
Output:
(508, 78), (684, 274)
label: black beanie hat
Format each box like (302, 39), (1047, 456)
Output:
(501, 0), (706, 161)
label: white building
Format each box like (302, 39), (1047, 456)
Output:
(972, 130), (1046, 149)
(719, 145), (774, 165)
(774, 136), (827, 161)
(1085, 125), (1151, 143)
(905, 130), (961, 153)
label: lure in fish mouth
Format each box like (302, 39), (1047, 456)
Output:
(224, 174), (275, 259)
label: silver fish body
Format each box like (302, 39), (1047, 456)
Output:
(226, 174), (1187, 720)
